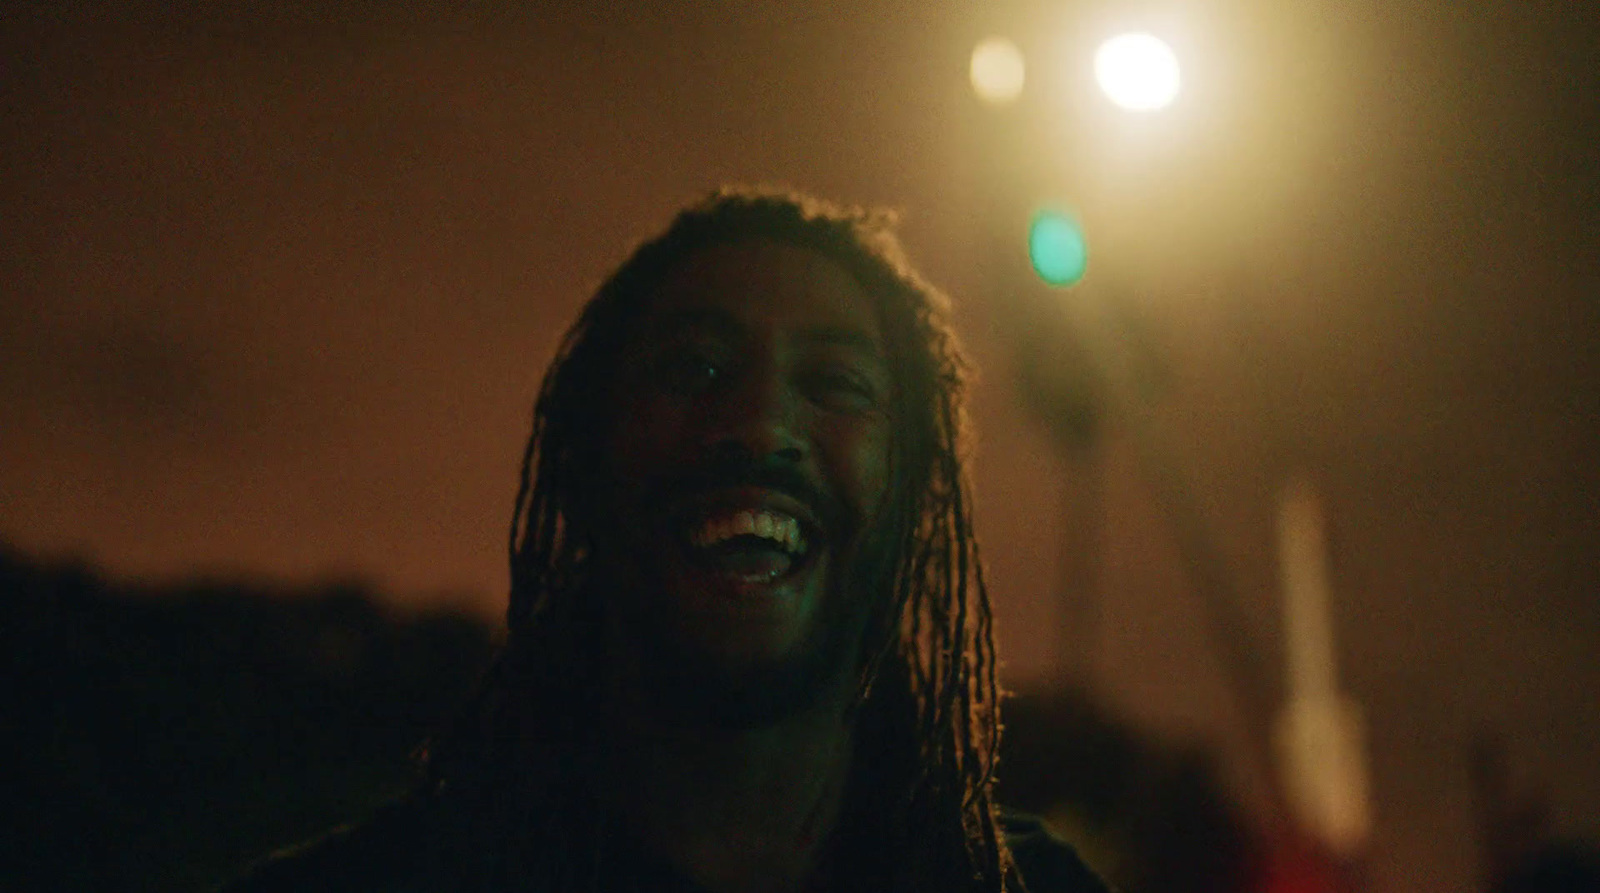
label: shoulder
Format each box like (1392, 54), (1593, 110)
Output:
(1001, 811), (1117, 893)
(216, 796), (444, 893)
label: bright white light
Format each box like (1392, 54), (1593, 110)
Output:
(1094, 32), (1180, 111)
(970, 37), (1025, 105)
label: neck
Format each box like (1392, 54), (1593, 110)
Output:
(597, 680), (857, 893)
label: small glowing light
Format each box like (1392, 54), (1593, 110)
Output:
(970, 37), (1025, 105)
(1094, 32), (1180, 111)
(1028, 210), (1088, 286)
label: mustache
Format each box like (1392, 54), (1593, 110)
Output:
(650, 451), (846, 535)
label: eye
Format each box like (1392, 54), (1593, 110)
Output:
(653, 345), (727, 396)
(800, 364), (883, 413)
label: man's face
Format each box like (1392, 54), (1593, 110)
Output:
(595, 237), (897, 725)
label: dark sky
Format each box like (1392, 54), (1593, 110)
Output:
(2, 3), (1596, 891)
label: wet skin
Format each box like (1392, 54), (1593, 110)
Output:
(597, 237), (897, 713)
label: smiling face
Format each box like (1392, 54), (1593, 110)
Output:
(593, 238), (898, 725)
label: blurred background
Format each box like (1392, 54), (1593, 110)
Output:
(2, 2), (1595, 891)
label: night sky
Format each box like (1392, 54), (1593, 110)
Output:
(3, 3), (1596, 892)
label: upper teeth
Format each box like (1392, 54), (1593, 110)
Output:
(690, 509), (807, 554)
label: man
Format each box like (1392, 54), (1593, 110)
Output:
(224, 189), (1110, 893)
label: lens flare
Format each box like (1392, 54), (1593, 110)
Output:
(1028, 211), (1088, 286)
(970, 37), (1025, 105)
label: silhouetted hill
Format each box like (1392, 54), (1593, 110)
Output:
(0, 542), (1256, 893)
(0, 544), (498, 893)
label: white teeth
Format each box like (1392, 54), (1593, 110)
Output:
(782, 517), (805, 553)
(689, 508), (808, 554)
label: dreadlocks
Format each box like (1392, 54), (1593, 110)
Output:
(428, 187), (1015, 893)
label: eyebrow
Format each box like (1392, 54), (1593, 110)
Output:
(650, 309), (884, 360)
(794, 325), (884, 359)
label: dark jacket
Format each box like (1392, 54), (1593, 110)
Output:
(221, 792), (1112, 893)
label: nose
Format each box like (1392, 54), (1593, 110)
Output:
(704, 356), (804, 465)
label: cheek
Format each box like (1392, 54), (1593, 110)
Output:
(823, 414), (894, 523)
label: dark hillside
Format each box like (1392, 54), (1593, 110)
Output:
(0, 545), (497, 892)
(0, 543), (1252, 892)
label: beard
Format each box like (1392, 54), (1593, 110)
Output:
(626, 605), (860, 729)
(604, 557), (873, 730)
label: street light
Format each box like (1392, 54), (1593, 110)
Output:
(1094, 32), (1181, 111)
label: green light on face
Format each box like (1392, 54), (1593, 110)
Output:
(1028, 211), (1088, 286)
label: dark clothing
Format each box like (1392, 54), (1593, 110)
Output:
(1001, 813), (1115, 893)
(221, 792), (1111, 893)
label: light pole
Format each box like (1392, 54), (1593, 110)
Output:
(968, 27), (1372, 883)
(967, 29), (1193, 687)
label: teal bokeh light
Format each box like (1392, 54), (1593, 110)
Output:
(1028, 210), (1088, 286)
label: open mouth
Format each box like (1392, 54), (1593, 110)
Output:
(675, 503), (820, 586)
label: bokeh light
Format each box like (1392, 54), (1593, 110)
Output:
(1094, 32), (1180, 111)
(970, 37), (1026, 105)
(1028, 210), (1088, 286)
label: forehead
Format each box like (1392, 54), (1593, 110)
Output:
(640, 238), (884, 346)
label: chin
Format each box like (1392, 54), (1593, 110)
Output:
(624, 585), (866, 730)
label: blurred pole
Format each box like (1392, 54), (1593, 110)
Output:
(967, 57), (1109, 689)
(967, 35), (1282, 796)
(1069, 291), (1287, 825)
(1471, 732), (1552, 891)
(1054, 444), (1103, 682)
(1273, 478), (1370, 863)
(1278, 479), (1337, 702)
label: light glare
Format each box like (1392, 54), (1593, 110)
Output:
(970, 37), (1025, 105)
(1094, 33), (1180, 111)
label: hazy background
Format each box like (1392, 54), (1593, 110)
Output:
(3, 3), (1596, 892)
